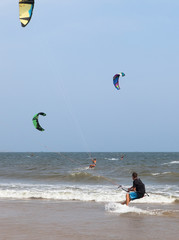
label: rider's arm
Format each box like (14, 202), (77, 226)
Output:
(128, 186), (136, 192)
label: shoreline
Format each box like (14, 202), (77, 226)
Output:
(0, 199), (178, 240)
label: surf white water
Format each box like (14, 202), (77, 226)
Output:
(105, 202), (179, 216)
(105, 158), (120, 161)
(0, 183), (178, 204)
(105, 202), (161, 215)
(162, 161), (179, 165)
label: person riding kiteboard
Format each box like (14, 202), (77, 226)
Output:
(121, 172), (145, 206)
(89, 158), (96, 169)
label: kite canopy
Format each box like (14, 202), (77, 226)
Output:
(113, 72), (125, 90)
(19, 0), (35, 27)
(32, 112), (46, 131)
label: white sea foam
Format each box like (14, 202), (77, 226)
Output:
(151, 172), (171, 176)
(0, 187), (121, 202)
(105, 158), (119, 161)
(74, 167), (89, 171)
(105, 203), (161, 216)
(162, 161), (179, 165)
(170, 161), (179, 164)
(0, 183), (178, 203)
(134, 193), (176, 204)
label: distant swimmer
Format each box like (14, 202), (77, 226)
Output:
(89, 158), (96, 169)
(120, 155), (124, 160)
(122, 172), (145, 206)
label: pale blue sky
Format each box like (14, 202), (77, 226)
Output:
(0, 0), (179, 152)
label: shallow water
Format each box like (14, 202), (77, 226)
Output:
(0, 200), (178, 240)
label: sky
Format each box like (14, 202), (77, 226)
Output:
(0, 0), (179, 152)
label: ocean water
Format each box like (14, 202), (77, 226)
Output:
(0, 152), (178, 210)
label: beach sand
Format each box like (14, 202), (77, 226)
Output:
(0, 200), (178, 240)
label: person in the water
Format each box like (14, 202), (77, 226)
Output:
(122, 172), (145, 206)
(89, 158), (96, 169)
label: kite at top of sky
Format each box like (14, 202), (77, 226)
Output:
(113, 72), (125, 90)
(32, 112), (46, 131)
(19, 0), (35, 27)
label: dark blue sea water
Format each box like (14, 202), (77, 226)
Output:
(0, 152), (178, 205)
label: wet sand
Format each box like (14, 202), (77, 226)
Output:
(0, 200), (178, 240)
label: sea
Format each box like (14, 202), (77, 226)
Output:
(0, 152), (178, 216)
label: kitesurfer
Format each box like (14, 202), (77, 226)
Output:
(89, 158), (96, 169)
(122, 172), (145, 206)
